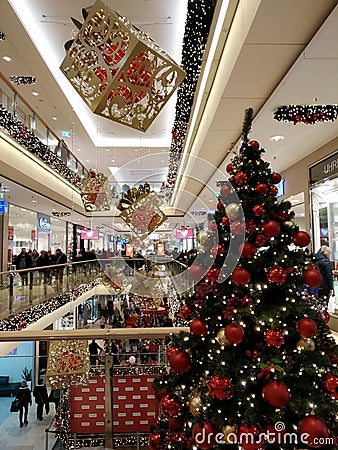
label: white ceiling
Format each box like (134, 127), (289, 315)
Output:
(1, 0), (338, 236)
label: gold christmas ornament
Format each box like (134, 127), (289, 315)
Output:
(188, 390), (202, 416)
(296, 337), (316, 352)
(60, 0), (186, 132)
(221, 425), (237, 444)
(197, 230), (209, 245)
(46, 340), (90, 389)
(216, 329), (229, 347)
(225, 203), (241, 219)
(80, 172), (112, 211)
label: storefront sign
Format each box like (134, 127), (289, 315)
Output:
(0, 200), (8, 214)
(309, 151), (338, 184)
(37, 214), (51, 234)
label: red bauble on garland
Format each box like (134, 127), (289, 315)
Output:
(154, 388), (166, 402)
(239, 242), (257, 259)
(293, 230), (311, 247)
(255, 234), (268, 247)
(267, 266), (287, 284)
(323, 373), (338, 399)
(232, 267), (251, 286)
(235, 171), (248, 184)
(269, 185), (279, 197)
(179, 305), (191, 320)
(252, 204), (265, 216)
(166, 346), (180, 361)
(190, 318), (208, 337)
(255, 183), (269, 195)
(264, 328), (285, 347)
(298, 415), (329, 448)
(208, 375), (234, 400)
(160, 393), (182, 418)
(248, 140), (260, 151)
(188, 264), (205, 281)
(303, 267), (322, 288)
(169, 349), (192, 374)
(262, 220), (280, 238)
(148, 432), (162, 450)
(297, 318), (318, 338)
(224, 323), (245, 344)
(271, 172), (282, 184)
(262, 381), (290, 408)
(226, 163), (234, 174)
(192, 421), (219, 449)
(220, 184), (231, 198)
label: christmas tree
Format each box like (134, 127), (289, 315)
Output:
(149, 108), (338, 450)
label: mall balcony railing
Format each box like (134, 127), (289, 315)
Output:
(0, 72), (89, 186)
(0, 257), (187, 322)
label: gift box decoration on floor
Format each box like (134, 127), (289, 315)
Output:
(80, 171), (112, 211)
(46, 340), (90, 389)
(116, 183), (167, 240)
(60, 0), (186, 132)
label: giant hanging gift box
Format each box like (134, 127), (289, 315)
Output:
(60, 0), (186, 131)
(80, 172), (112, 212)
(46, 340), (90, 389)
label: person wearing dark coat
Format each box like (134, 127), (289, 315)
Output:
(33, 378), (49, 420)
(14, 248), (32, 286)
(314, 245), (334, 302)
(15, 380), (32, 427)
(54, 248), (67, 284)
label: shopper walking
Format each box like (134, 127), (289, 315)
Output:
(33, 378), (49, 421)
(314, 245), (334, 304)
(15, 380), (32, 427)
(14, 248), (32, 286)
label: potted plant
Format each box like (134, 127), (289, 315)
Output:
(21, 366), (32, 390)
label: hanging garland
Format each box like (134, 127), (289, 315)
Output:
(10, 76), (36, 85)
(274, 104), (338, 125)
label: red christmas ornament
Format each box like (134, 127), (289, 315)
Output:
(248, 140), (260, 151)
(154, 388), (166, 402)
(206, 267), (221, 283)
(298, 415), (329, 448)
(237, 424), (264, 450)
(160, 393), (182, 418)
(192, 421), (219, 450)
(293, 231), (311, 247)
(264, 329), (285, 347)
(220, 184), (231, 198)
(255, 183), (269, 195)
(303, 267), (322, 288)
(226, 163), (234, 174)
(271, 172), (282, 184)
(262, 381), (290, 408)
(169, 349), (192, 374)
(179, 305), (191, 320)
(297, 318), (318, 338)
(148, 432), (162, 450)
(217, 200), (224, 212)
(269, 185), (279, 197)
(188, 264), (205, 281)
(211, 244), (226, 257)
(190, 318), (208, 337)
(224, 323), (244, 344)
(208, 375), (234, 400)
(239, 242), (257, 259)
(232, 267), (251, 286)
(321, 309), (331, 324)
(267, 266), (287, 284)
(252, 204), (265, 216)
(262, 220), (280, 238)
(323, 373), (338, 399)
(231, 220), (245, 235)
(169, 416), (185, 432)
(221, 216), (230, 227)
(235, 171), (248, 184)
(166, 346), (180, 361)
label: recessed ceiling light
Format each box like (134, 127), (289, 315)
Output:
(111, 159), (115, 163)
(270, 135), (285, 142)
(105, 149), (109, 152)
(86, 159), (90, 162)
(3, 56), (12, 62)
(77, 148), (81, 151)
(134, 149), (138, 152)
(52, 116), (57, 121)
(32, 91), (39, 96)
(31, 200), (37, 203)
